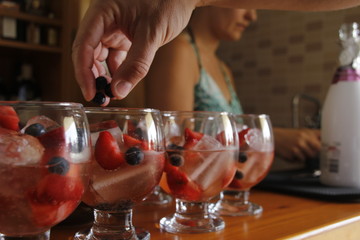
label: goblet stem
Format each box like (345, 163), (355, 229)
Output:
(160, 199), (224, 233)
(142, 186), (172, 205)
(211, 189), (262, 216)
(74, 208), (149, 240)
(0, 230), (50, 240)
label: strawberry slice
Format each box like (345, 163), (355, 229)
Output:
(238, 128), (250, 149)
(34, 174), (84, 204)
(95, 131), (125, 170)
(166, 167), (202, 201)
(29, 198), (79, 227)
(0, 106), (20, 131)
(123, 133), (150, 150)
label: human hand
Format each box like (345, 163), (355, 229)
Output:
(72, 0), (199, 105)
(273, 128), (321, 162)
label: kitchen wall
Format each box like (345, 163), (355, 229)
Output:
(219, 6), (360, 128)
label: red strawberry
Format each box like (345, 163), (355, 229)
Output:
(37, 126), (67, 165)
(0, 106), (19, 131)
(166, 167), (202, 201)
(123, 133), (150, 150)
(183, 128), (203, 149)
(95, 131), (125, 170)
(29, 198), (79, 227)
(34, 174), (84, 204)
(238, 128), (250, 149)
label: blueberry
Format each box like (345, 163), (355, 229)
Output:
(92, 92), (106, 105)
(95, 76), (108, 90)
(234, 170), (244, 180)
(104, 84), (114, 98)
(24, 123), (46, 136)
(48, 157), (70, 175)
(169, 153), (184, 167)
(125, 147), (144, 165)
(238, 152), (247, 163)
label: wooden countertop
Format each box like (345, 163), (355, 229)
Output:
(51, 189), (360, 240)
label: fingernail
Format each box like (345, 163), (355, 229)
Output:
(114, 81), (132, 99)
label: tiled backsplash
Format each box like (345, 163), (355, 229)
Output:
(219, 7), (360, 128)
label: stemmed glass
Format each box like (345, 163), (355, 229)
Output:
(0, 101), (91, 240)
(211, 114), (274, 216)
(159, 111), (238, 233)
(74, 107), (165, 240)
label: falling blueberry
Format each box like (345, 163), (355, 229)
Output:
(125, 147), (144, 165)
(234, 170), (244, 180)
(48, 157), (70, 175)
(169, 153), (184, 167)
(92, 92), (106, 105)
(238, 152), (247, 163)
(24, 123), (46, 137)
(95, 76), (108, 90)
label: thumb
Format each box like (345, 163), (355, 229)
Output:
(111, 28), (159, 100)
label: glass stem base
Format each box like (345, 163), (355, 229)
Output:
(211, 190), (262, 216)
(141, 186), (172, 205)
(160, 199), (224, 234)
(73, 208), (149, 240)
(0, 230), (50, 240)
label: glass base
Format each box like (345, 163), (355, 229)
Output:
(159, 200), (224, 234)
(73, 228), (150, 240)
(210, 190), (263, 216)
(141, 186), (172, 205)
(211, 200), (263, 216)
(0, 230), (50, 240)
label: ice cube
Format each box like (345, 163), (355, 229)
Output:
(21, 115), (59, 133)
(90, 127), (123, 147)
(245, 129), (265, 151)
(192, 135), (223, 151)
(196, 151), (234, 190)
(0, 128), (44, 165)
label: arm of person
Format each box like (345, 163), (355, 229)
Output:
(144, 35), (199, 111)
(273, 127), (321, 162)
(73, 0), (360, 104)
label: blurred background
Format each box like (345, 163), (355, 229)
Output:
(0, 0), (359, 129)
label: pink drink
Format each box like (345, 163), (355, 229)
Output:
(161, 149), (237, 202)
(228, 150), (274, 190)
(0, 162), (88, 235)
(82, 150), (165, 207)
(0, 117), (89, 235)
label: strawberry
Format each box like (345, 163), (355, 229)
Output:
(123, 133), (150, 150)
(37, 126), (67, 165)
(34, 174), (84, 204)
(29, 198), (79, 227)
(95, 131), (125, 170)
(238, 128), (250, 149)
(0, 106), (20, 131)
(166, 167), (202, 201)
(184, 128), (203, 142)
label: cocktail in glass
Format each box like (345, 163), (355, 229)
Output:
(0, 101), (91, 240)
(159, 111), (238, 233)
(74, 108), (165, 240)
(211, 114), (274, 216)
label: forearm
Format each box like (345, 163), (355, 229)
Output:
(197, 0), (359, 11)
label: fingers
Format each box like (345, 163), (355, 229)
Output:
(110, 25), (159, 100)
(72, 9), (105, 102)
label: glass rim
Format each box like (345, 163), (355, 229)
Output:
(233, 113), (269, 118)
(161, 110), (231, 116)
(0, 101), (84, 109)
(85, 107), (161, 114)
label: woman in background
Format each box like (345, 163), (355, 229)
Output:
(144, 6), (321, 163)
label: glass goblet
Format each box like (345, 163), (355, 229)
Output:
(159, 111), (238, 233)
(211, 114), (274, 216)
(74, 108), (165, 240)
(0, 101), (91, 240)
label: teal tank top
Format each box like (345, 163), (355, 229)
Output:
(187, 28), (243, 114)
